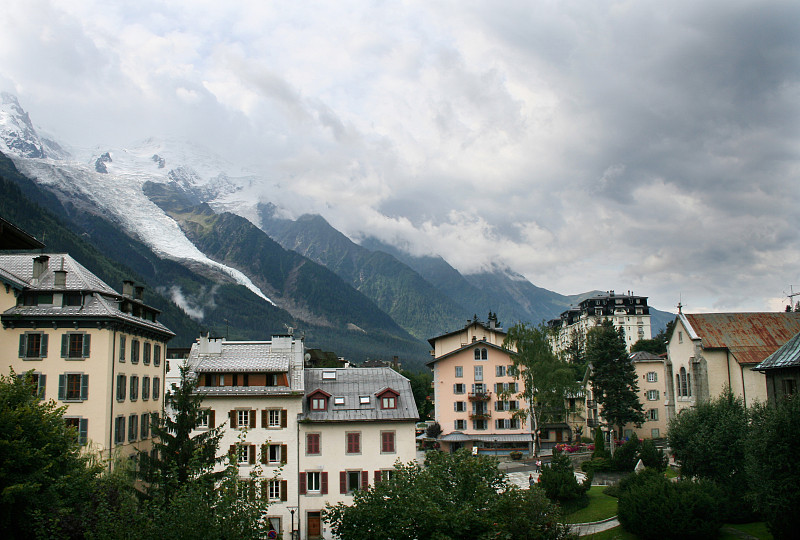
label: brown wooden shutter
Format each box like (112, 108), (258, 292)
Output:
(281, 409), (288, 428)
(229, 444), (236, 458)
(321, 472), (328, 494)
(361, 471), (368, 489)
(209, 409), (216, 428)
(249, 445), (256, 464)
(261, 409), (267, 428)
(261, 480), (267, 499)
(340, 471), (346, 494)
(229, 410), (237, 428)
(280, 480), (288, 502)
(280, 444), (287, 465)
(374, 470), (382, 483)
(249, 410), (256, 428)
(299, 472), (307, 495)
(261, 444), (268, 464)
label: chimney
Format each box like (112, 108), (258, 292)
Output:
(134, 285), (144, 301)
(54, 257), (67, 288)
(32, 255), (49, 280)
(122, 280), (134, 297)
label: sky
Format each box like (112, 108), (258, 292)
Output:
(1, 0), (799, 315)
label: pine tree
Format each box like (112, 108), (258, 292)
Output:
(587, 319), (645, 444)
(138, 363), (224, 501)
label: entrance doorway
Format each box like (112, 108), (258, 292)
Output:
(307, 511), (321, 538)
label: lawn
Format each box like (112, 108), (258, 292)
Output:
(563, 486), (618, 524)
(580, 524), (772, 539)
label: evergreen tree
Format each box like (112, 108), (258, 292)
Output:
(137, 363), (224, 501)
(587, 319), (645, 442)
(504, 322), (580, 456)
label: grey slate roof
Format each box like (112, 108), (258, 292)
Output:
(754, 331), (800, 371)
(0, 254), (118, 294)
(302, 368), (418, 423)
(192, 343), (291, 373)
(628, 351), (664, 362)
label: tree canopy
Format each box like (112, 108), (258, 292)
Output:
(586, 319), (645, 438)
(504, 322), (580, 455)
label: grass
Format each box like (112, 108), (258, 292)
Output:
(563, 486), (618, 524)
(580, 524), (772, 540)
(723, 522), (773, 539)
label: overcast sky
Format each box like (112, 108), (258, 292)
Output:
(2, 0), (799, 315)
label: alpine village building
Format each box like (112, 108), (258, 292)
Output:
(174, 333), (418, 540)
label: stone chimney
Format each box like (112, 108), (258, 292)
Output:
(32, 255), (49, 281)
(122, 280), (134, 297)
(54, 257), (67, 287)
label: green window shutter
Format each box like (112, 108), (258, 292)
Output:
(79, 419), (88, 446)
(18, 335), (26, 357)
(58, 374), (66, 400)
(81, 374), (89, 400)
(82, 334), (91, 357)
(41, 334), (48, 357)
(61, 334), (68, 357)
(38, 374), (46, 399)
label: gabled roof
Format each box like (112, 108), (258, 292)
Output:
(628, 351), (664, 363)
(427, 319), (506, 347)
(301, 368), (418, 423)
(680, 312), (800, 365)
(0, 254), (118, 294)
(192, 342), (292, 373)
(426, 339), (509, 367)
(754, 331), (800, 371)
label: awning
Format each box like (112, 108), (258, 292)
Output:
(439, 432), (533, 443)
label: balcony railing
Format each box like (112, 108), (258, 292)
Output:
(469, 411), (492, 420)
(586, 400), (596, 408)
(468, 391), (492, 401)
(587, 418), (600, 428)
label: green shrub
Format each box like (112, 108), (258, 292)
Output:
(581, 457), (611, 473)
(617, 469), (723, 539)
(612, 437), (641, 471)
(638, 439), (667, 472)
(539, 450), (590, 510)
(592, 428), (609, 459)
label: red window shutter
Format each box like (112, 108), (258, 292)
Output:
(281, 444), (288, 465)
(249, 445), (256, 464)
(229, 410), (237, 428)
(361, 471), (368, 489)
(374, 470), (381, 483)
(340, 471), (346, 494)
(299, 472), (307, 495)
(281, 409), (288, 428)
(261, 444), (268, 464)
(229, 444), (236, 457)
(280, 480), (288, 502)
(209, 409), (215, 428)
(249, 411), (256, 428)
(261, 409), (267, 428)
(322, 472), (328, 494)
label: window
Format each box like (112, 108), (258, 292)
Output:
(130, 375), (139, 401)
(143, 342), (151, 365)
(455, 419), (467, 430)
(22, 372), (46, 399)
(114, 416), (125, 444)
(59, 373), (88, 401)
(307, 471), (322, 493)
(782, 379), (797, 397)
(153, 344), (161, 367)
(495, 418), (520, 430)
(334, 396), (345, 406)
(237, 410), (250, 428)
(381, 396), (396, 409)
(306, 433), (321, 455)
(346, 432), (361, 454)
(322, 370), (337, 380)
(648, 408), (659, 421)
(677, 367), (691, 398)
(197, 409), (210, 429)
(474, 365), (483, 381)
(647, 372), (657, 382)
(453, 383), (465, 394)
(62, 333), (90, 359)
(678, 332), (683, 344)
(344, 471), (364, 494)
(455, 366), (463, 378)
(141, 413), (150, 439)
(119, 335), (126, 362)
(496, 365), (506, 377)
(359, 396), (370, 405)
(473, 419), (488, 430)
(651, 428), (660, 438)
(267, 479), (285, 501)
(153, 377), (160, 400)
(311, 396), (327, 411)
(64, 417), (88, 446)
(131, 339), (140, 364)
(507, 365), (517, 377)
(128, 414), (138, 442)
(142, 376), (150, 400)
(474, 349), (481, 360)
(646, 390), (660, 401)
(381, 431), (395, 453)
(238, 445), (250, 464)
(472, 383), (486, 394)
(454, 401), (466, 412)
(268, 444), (284, 464)
(116, 374), (127, 401)
(19, 332), (48, 358)
(268, 409), (282, 427)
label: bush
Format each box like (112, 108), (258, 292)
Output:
(638, 439), (667, 472)
(539, 450), (590, 511)
(581, 457), (611, 473)
(617, 469), (723, 539)
(592, 428), (609, 459)
(612, 437), (641, 472)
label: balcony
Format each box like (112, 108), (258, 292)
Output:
(469, 411), (492, 420)
(587, 418), (600, 428)
(468, 391), (492, 401)
(586, 400), (596, 408)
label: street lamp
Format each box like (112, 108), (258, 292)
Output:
(287, 506), (298, 540)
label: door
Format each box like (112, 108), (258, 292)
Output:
(555, 429), (563, 442)
(308, 511), (321, 538)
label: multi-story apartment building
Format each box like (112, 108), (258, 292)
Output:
(428, 314), (540, 455)
(549, 290), (652, 354)
(1, 253), (174, 460)
(179, 334), (418, 540)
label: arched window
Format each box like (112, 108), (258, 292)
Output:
(481, 348), (488, 360)
(678, 367), (688, 397)
(686, 372), (692, 397)
(474, 349), (481, 360)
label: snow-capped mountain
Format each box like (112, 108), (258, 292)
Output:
(0, 93), (68, 160)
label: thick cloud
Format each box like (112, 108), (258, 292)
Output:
(1, 0), (798, 313)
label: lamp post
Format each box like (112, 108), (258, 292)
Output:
(288, 506), (297, 540)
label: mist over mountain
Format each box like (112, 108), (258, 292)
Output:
(0, 94), (673, 369)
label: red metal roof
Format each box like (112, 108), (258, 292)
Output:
(684, 312), (800, 365)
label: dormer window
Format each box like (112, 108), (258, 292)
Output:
(359, 396), (370, 405)
(309, 389), (330, 411)
(376, 388), (399, 410)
